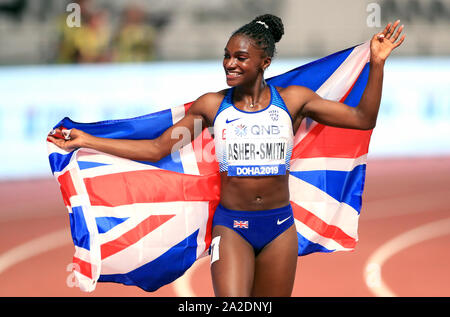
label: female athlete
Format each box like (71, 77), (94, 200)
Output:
(48, 14), (405, 297)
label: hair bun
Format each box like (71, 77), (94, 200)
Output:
(253, 14), (284, 43)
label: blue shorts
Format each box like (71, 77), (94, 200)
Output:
(212, 203), (295, 254)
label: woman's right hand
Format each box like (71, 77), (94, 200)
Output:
(47, 127), (87, 152)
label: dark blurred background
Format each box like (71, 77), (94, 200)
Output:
(0, 0), (449, 65)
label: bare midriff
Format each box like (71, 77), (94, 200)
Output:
(219, 171), (290, 211)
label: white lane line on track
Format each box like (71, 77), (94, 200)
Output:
(0, 228), (70, 275)
(3, 216), (447, 297)
(0, 226), (207, 296)
(363, 217), (450, 297)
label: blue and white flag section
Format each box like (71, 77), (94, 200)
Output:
(47, 42), (372, 292)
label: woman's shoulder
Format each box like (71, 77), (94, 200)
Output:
(187, 89), (229, 124)
(197, 89), (229, 102)
(274, 85), (318, 114)
(191, 89), (229, 110)
(195, 89), (228, 105)
(276, 84), (313, 95)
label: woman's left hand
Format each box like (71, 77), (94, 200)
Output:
(370, 20), (405, 64)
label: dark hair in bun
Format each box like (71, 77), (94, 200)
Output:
(232, 14), (284, 57)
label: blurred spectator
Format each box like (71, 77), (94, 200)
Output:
(56, 0), (112, 63)
(56, 0), (92, 63)
(72, 9), (112, 63)
(0, 0), (26, 21)
(112, 4), (157, 63)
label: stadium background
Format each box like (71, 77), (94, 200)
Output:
(0, 0), (449, 297)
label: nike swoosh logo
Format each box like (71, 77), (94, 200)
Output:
(226, 118), (241, 124)
(277, 216), (291, 225)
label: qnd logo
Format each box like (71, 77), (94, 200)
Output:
(250, 125), (280, 135)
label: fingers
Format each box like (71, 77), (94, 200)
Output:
(381, 22), (392, 37)
(47, 135), (66, 149)
(47, 134), (80, 152)
(62, 129), (72, 140)
(48, 129), (64, 141)
(394, 34), (406, 48)
(391, 23), (404, 42)
(379, 20), (406, 47)
(48, 127), (73, 140)
(47, 127), (78, 151)
(385, 20), (400, 40)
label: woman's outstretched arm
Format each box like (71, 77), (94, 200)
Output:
(47, 92), (220, 162)
(287, 20), (405, 130)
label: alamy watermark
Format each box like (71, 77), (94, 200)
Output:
(66, 262), (80, 288)
(366, 2), (381, 27)
(170, 119), (216, 163)
(66, 3), (81, 28)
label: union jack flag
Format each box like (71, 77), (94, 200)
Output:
(47, 41), (372, 292)
(233, 220), (249, 229)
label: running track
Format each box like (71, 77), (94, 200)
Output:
(1, 156), (449, 297)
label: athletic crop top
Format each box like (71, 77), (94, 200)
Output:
(213, 85), (294, 177)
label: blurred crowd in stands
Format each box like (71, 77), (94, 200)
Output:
(56, 0), (158, 63)
(1, 0), (449, 65)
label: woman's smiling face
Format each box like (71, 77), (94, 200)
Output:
(223, 34), (271, 87)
